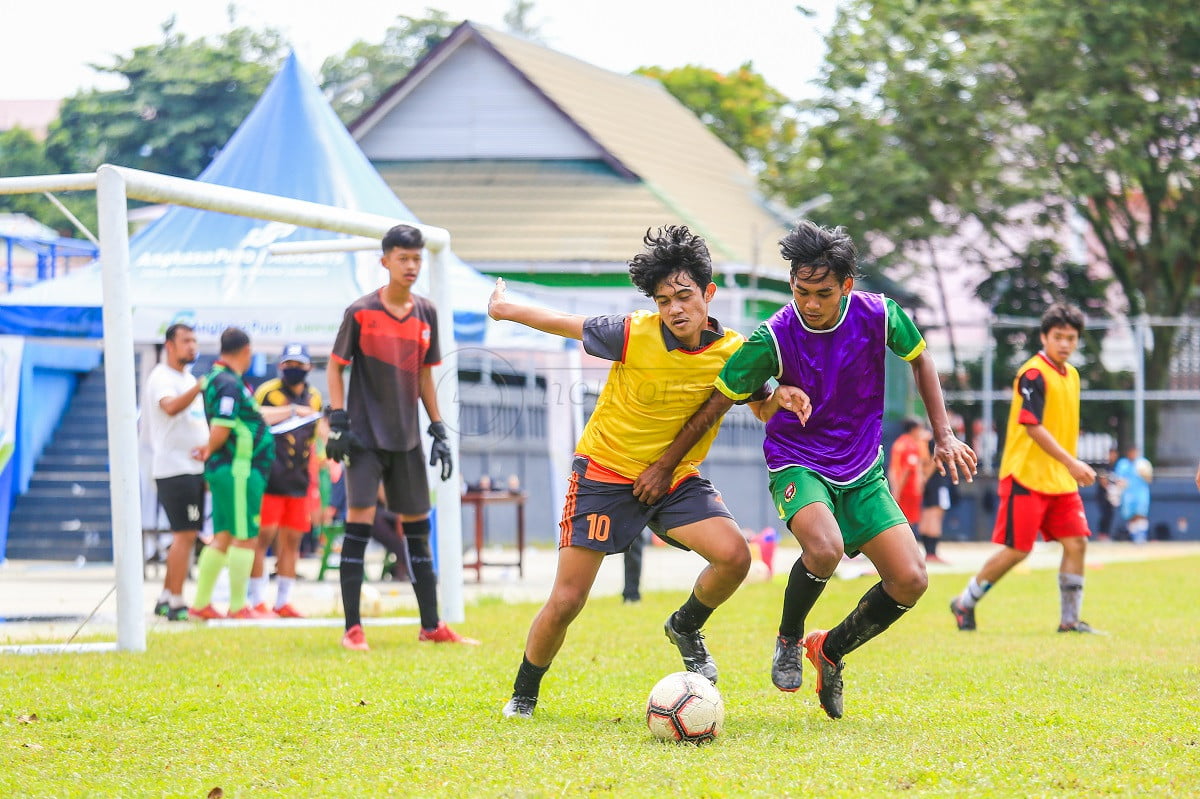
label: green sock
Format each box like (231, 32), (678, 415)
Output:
(226, 547), (255, 613)
(192, 547), (228, 608)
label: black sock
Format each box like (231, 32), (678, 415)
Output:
(921, 535), (939, 556)
(339, 523), (371, 630)
(779, 557), (829, 639)
(822, 582), (911, 663)
(671, 591), (715, 633)
(404, 519), (439, 630)
(513, 655), (550, 700)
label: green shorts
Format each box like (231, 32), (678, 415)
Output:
(768, 461), (908, 555)
(205, 463), (268, 540)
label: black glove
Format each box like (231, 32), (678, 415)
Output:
(325, 408), (363, 464)
(428, 421), (453, 482)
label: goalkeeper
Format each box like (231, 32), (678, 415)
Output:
(326, 223), (477, 651)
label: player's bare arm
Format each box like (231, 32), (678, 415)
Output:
(1026, 424), (1096, 487)
(910, 350), (976, 483)
(751, 385), (811, 425)
(205, 424), (231, 456)
(488, 277), (588, 340)
(157, 382), (202, 416)
(259, 405), (296, 426)
(326, 360), (347, 410)
(418, 365), (442, 424)
(631, 389), (734, 505)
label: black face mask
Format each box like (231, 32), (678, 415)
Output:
(280, 367), (308, 387)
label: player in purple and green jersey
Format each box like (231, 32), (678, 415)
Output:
(634, 220), (976, 720)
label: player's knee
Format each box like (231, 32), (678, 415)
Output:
(905, 566), (930, 598)
(802, 540), (842, 575)
(546, 588), (588, 624)
(886, 566), (928, 605)
(708, 535), (751, 579)
(727, 543), (752, 579)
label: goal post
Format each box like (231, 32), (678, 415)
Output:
(0, 164), (466, 652)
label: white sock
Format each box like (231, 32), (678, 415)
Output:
(248, 576), (269, 607)
(958, 576), (991, 609)
(275, 576), (295, 609)
(169, 593), (186, 608)
(1058, 573), (1084, 627)
(157, 589), (171, 603)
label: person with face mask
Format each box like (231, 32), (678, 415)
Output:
(248, 342), (323, 617)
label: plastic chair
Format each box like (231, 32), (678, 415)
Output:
(317, 520), (401, 581)
(317, 521), (345, 581)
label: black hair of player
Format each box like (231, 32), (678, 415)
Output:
(220, 326), (251, 355)
(1040, 303), (1085, 336)
(902, 418), (922, 434)
(780, 219), (862, 283)
(164, 323), (194, 343)
(382, 224), (424, 253)
(627, 225), (713, 298)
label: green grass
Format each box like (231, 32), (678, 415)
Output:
(3, 557), (1199, 798)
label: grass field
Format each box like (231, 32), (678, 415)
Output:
(3, 556), (1198, 798)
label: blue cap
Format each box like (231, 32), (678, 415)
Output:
(279, 342), (311, 365)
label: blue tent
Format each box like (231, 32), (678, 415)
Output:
(0, 54), (554, 351)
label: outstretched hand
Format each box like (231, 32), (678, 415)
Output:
(932, 434), (978, 485)
(487, 277), (510, 321)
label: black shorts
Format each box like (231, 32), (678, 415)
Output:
(922, 473), (957, 511)
(156, 474), (206, 532)
(346, 446), (430, 516)
(558, 456), (733, 554)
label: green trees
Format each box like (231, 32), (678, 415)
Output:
(44, 21), (285, 179)
(783, 0), (1200, 450)
(0, 127), (74, 228)
(635, 63), (798, 194)
(320, 11), (457, 123)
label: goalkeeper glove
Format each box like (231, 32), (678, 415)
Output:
(428, 421), (453, 482)
(325, 408), (364, 464)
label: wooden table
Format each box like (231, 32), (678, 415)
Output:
(461, 490), (527, 582)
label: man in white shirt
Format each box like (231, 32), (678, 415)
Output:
(142, 324), (210, 620)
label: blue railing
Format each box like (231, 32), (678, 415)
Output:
(2, 234), (98, 292)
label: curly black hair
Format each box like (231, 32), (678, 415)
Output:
(779, 219), (861, 282)
(627, 225), (713, 298)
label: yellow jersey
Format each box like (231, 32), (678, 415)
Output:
(998, 352), (1080, 494)
(575, 310), (745, 485)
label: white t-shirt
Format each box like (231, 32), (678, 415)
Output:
(143, 363), (209, 479)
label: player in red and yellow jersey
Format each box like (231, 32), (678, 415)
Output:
(951, 304), (1100, 633)
(489, 226), (770, 719)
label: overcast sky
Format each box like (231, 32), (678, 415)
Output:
(0, 0), (839, 101)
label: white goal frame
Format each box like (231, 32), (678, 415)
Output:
(0, 164), (466, 652)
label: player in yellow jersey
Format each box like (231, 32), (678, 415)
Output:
(951, 303), (1100, 633)
(489, 226), (773, 719)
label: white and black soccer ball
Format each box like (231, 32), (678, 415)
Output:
(645, 671), (724, 744)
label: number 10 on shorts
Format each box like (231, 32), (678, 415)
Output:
(586, 513), (611, 541)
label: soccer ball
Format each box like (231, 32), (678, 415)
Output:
(645, 671), (724, 744)
(1135, 459), (1153, 482)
